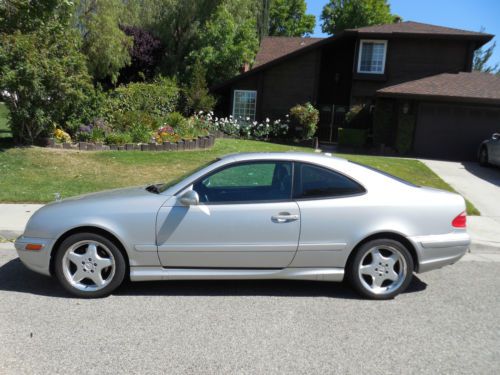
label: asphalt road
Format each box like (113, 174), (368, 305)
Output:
(0, 246), (499, 375)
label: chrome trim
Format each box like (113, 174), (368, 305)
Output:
(130, 267), (344, 282)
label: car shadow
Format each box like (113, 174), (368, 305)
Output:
(0, 258), (427, 299)
(462, 161), (500, 187)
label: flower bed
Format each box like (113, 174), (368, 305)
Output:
(45, 134), (217, 152)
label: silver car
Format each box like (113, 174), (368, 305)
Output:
(479, 133), (500, 167)
(15, 152), (470, 299)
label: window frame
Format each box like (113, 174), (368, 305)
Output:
(186, 160), (295, 205)
(292, 162), (366, 201)
(232, 89), (257, 120)
(357, 39), (388, 75)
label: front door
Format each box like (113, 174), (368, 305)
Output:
(156, 161), (300, 268)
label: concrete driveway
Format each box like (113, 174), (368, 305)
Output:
(421, 160), (500, 249)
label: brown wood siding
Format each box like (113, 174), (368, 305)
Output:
(227, 51), (317, 120)
(351, 39), (471, 100)
(260, 50), (318, 119)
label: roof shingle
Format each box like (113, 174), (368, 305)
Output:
(349, 21), (491, 37)
(377, 72), (500, 105)
(253, 37), (324, 68)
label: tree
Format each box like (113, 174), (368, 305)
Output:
(188, 4), (259, 86)
(473, 28), (499, 74)
(183, 59), (216, 114)
(0, 25), (96, 144)
(321, 0), (399, 35)
(119, 25), (163, 83)
(268, 0), (315, 37)
(0, 0), (74, 33)
(75, 0), (132, 84)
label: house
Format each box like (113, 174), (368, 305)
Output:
(212, 21), (498, 160)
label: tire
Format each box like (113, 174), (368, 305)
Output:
(348, 239), (414, 300)
(54, 232), (126, 298)
(479, 147), (489, 167)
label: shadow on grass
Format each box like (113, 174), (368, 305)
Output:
(0, 257), (427, 299)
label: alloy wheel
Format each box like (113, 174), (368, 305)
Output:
(62, 240), (116, 292)
(358, 246), (408, 296)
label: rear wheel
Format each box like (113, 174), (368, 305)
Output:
(54, 233), (126, 298)
(479, 147), (489, 167)
(348, 239), (413, 300)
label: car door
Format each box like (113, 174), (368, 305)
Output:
(156, 160), (300, 268)
(289, 162), (367, 268)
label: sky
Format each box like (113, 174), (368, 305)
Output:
(306, 0), (500, 68)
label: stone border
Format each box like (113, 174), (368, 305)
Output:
(46, 134), (216, 152)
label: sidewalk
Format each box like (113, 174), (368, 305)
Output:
(421, 159), (500, 252)
(0, 204), (43, 239)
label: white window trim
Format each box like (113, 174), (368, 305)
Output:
(232, 89), (257, 120)
(357, 39), (388, 74)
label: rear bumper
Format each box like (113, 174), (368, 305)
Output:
(408, 232), (470, 273)
(14, 236), (54, 276)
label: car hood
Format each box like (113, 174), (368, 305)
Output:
(49, 186), (157, 205)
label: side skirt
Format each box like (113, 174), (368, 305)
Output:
(130, 267), (344, 282)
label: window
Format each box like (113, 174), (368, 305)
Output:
(193, 161), (292, 203)
(233, 90), (257, 120)
(357, 40), (387, 74)
(293, 163), (365, 199)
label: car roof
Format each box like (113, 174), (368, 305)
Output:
(221, 151), (349, 165)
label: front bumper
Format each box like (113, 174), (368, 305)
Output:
(408, 232), (470, 273)
(14, 236), (55, 276)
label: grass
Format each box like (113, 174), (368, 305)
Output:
(0, 104), (479, 214)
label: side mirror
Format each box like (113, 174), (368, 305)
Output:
(179, 190), (199, 206)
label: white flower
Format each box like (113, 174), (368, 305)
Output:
(198, 110), (203, 115)
(266, 118), (270, 123)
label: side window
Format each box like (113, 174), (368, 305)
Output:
(294, 163), (365, 199)
(193, 161), (292, 203)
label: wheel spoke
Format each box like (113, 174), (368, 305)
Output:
(67, 251), (85, 265)
(89, 271), (105, 287)
(71, 268), (87, 284)
(386, 270), (399, 281)
(372, 275), (384, 288)
(360, 264), (376, 277)
(86, 243), (99, 259)
(96, 257), (113, 269)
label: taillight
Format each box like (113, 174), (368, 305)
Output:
(452, 212), (466, 228)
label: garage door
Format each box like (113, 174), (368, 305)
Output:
(414, 102), (500, 160)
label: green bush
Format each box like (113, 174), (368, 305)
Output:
(182, 59), (216, 115)
(345, 104), (372, 129)
(373, 99), (395, 146)
(0, 27), (96, 144)
(128, 122), (152, 143)
(110, 110), (161, 132)
(338, 128), (368, 148)
(104, 76), (180, 120)
(289, 102), (319, 140)
(104, 132), (133, 145)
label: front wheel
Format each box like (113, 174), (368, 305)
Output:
(348, 239), (414, 300)
(54, 233), (126, 298)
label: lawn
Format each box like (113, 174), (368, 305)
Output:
(0, 104), (478, 214)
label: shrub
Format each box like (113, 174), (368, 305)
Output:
(104, 76), (179, 120)
(289, 103), (319, 140)
(373, 99), (395, 146)
(345, 105), (372, 129)
(0, 27), (96, 144)
(338, 128), (368, 148)
(76, 118), (111, 143)
(128, 122), (152, 143)
(110, 110), (160, 132)
(183, 59), (216, 115)
(104, 132), (133, 145)
(54, 128), (71, 143)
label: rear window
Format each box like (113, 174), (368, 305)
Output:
(293, 163), (365, 199)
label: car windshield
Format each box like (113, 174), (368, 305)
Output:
(146, 159), (220, 194)
(349, 161), (418, 187)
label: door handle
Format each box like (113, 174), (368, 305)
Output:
(271, 213), (299, 223)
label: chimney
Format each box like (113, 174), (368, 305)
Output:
(240, 62), (250, 73)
